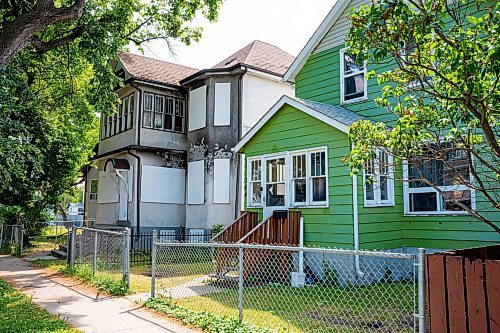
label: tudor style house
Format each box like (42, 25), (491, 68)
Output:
(231, 0), (499, 253)
(84, 41), (294, 238)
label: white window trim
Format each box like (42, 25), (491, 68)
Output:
(340, 48), (368, 105)
(402, 160), (476, 215)
(89, 178), (98, 201)
(363, 149), (395, 207)
(247, 157), (263, 207)
(246, 147), (329, 209)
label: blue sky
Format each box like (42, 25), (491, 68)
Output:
(131, 0), (338, 69)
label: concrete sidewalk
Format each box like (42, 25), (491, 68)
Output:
(0, 255), (199, 333)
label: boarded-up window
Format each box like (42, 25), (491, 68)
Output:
(97, 172), (119, 203)
(187, 160), (204, 204)
(141, 165), (185, 204)
(214, 83), (231, 126)
(213, 159), (230, 203)
(188, 86), (207, 131)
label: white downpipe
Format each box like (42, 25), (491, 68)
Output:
(115, 170), (129, 194)
(352, 174), (365, 278)
(298, 216), (304, 273)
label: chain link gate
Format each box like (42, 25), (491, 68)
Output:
(0, 224), (24, 256)
(151, 236), (426, 333)
(68, 227), (130, 288)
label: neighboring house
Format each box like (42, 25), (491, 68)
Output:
(84, 41), (294, 237)
(233, 0), (500, 252)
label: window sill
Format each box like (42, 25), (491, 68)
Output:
(290, 204), (329, 209)
(341, 96), (368, 105)
(404, 211), (470, 217)
(364, 203), (395, 208)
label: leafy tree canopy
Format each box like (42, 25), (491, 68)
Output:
(0, 0), (222, 226)
(347, 0), (499, 232)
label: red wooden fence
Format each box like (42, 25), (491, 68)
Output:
(426, 245), (500, 333)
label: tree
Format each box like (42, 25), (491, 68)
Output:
(0, 0), (223, 227)
(346, 0), (499, 232)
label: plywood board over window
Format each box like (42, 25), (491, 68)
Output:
(213, 159), (230, 203)
(187, 160), (205, 204)
(188, 86), (207, 131)
(214, 83), (231, 126)
(97, 172), (119, 203)
(141, 165), (185, 204)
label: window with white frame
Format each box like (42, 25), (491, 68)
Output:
(364, 149), (395, 206)
(291, 154), (307, 204)
(405, 144), (474, 214)
(340, 49), (367, 104)
(89, 179), (98, 200)
(247, 147), (328, 208)
(310, 150), (327, 204)
(248, 159), (262, 206)
(143, 92), (185, 133)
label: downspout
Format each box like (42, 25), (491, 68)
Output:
(352, 172), (365, 278)
(129, 81), (142, 238)
(234, 66), (248, 219)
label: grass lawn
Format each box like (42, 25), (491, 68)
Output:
(168, 282), (416, 333)
(0, 278), (80, 333)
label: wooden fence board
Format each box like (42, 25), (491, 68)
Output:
(428, 254), (448, 333)
(485, 260), (500, 333)
(446, 256), (467, 333)
(465, 259), (488, 333)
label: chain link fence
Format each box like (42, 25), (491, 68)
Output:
(151, 239), (425, 333)
(68, 227), (130, 287)
(0, 224), (24, 256)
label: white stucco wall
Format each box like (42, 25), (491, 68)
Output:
(241, 73), (294, 135)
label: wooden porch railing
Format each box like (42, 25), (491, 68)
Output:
(238, 211), (301, 245)
(211, 211), (259, 243)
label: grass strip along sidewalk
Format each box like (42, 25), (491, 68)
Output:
(32, 259), (129, 296)
(0, 279), (80, 333)
(145, 298), (272, 333)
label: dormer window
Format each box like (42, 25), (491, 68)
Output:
(340, 49), (367, 104)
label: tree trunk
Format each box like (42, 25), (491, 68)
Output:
(0, 0), (86, 67)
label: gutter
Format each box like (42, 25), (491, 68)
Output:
(352, 171), (365, 278)
(234, 66), (248, 219)
(129, 82), (143, 238)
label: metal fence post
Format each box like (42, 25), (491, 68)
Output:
(151, 230), (158, 298)
(93, 230), (98, 275)
(122, 228), (130, 288)
(418, 248), (426, 333)
(68, 227), (76, 267)
(238, 245), (244, 323)
(19, 224), (24, 257)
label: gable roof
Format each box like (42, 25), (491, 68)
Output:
(212, 40), (295, 77)
(234, 95), (366, 152)
(283, 0), (351, 83)
(118, 51), (198, 87)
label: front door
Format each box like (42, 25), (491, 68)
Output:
(262, 155), (287, 219)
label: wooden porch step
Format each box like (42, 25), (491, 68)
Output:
(50, 249), (67, 259)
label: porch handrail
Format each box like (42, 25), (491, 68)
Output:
(210, 211), (259, 243)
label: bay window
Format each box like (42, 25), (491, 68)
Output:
(364, 149), (394, 206)
(101, 93), (135, 140)
(404, 145), (474, 214)
(340, 49), (367, 104)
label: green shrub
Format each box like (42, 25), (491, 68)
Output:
(145, 298), (273, 333)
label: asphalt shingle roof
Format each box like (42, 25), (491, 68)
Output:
(212, 40), (295, 76)
(296, 98), (367, 126)
(118, 51), (198, 86)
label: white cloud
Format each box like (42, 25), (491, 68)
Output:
(131, 0), (337, 69)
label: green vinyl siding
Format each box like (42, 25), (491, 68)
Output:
(241, 104), (410, 249)
(291, 2), (499, 250)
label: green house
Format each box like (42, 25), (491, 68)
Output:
(234, 0), (500, 252)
